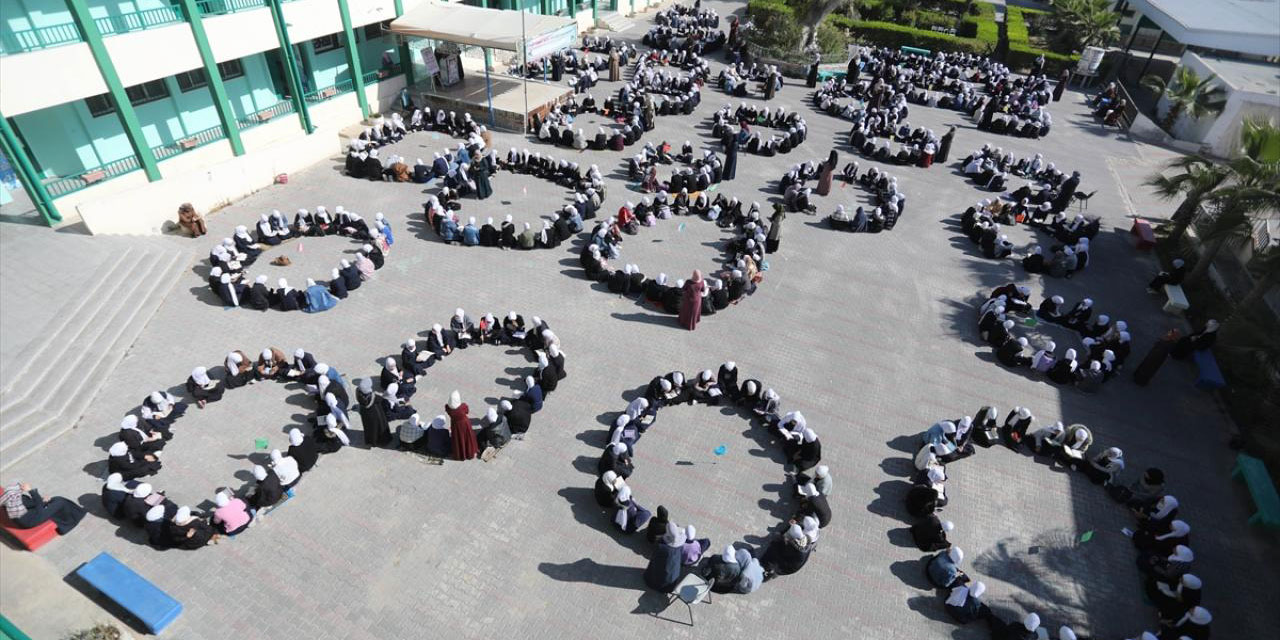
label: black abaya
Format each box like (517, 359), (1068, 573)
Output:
(356, 389), (392, 447)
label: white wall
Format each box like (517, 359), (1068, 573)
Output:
(0, 0), (423, 117)
(1159, 51), (1280, 159)
(74, 75), (407, 235)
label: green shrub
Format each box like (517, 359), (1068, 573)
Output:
(1005, 5), (1079, 73)
(815, 20), (852, 57)
(746, 0), (804, 53)
(826, 14), (987, 54)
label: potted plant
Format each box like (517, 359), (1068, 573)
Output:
(368, 112), (385, 128)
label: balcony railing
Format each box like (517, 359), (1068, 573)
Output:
(196, 0), (269, 16)
(94, 5), (186, 36)
(153, 124), (227, 160)
(1, 0), (294, 55)
(236, 100), (296, 130)
(43, 155), (142, 198)
(303, 79), (355, 104)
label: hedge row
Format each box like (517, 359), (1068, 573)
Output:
(825, 14), (992, 55)
(1005, 6), (1079, 74)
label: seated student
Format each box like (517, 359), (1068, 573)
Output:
(594, 470), (627, 508)
(1056, 425), (1092, 466)
(702, 544), (745, 593)
(1081, 446), (1124, 485)
(911, 515), (954, 552)
(144, 505), (171, 549)
(108, 441), (161, 479)
(599, 441), (633, 479)
(1030, 421), (1067, 456)
(1147, 258), (1186, 292)
(381, 383), (415, 421)
(1132, 518), (1191, 558)
(996, 337), (1032, 368)
(1136, 494), (1180, 531)
(100, 473), (136, 519)
(945, 580), (990, 623)
(759, 523), (811, 579)
(167, 506), (217, 550)
(679, 524), (711, 566)
(118, 415), (165, 455)
(688, 369), (722, 405)
(211, 490), (254, 536)
(991, 612), (1043, 640)
(1137, 544), (1194, 583)
(0, 481), (87, 534)
(795, 481), (831, 527)
(185, 366), (224, 408)
(926, 546), (968, 589)
(1147, 573), (1201, 625)
(613, 486), (652, 534)
(249, 464), (284, 509)
(286, 427), (319, 473)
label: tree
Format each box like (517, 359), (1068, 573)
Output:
(1140, 66), (1227, 132)
(1144, 156), (1231, 248)
(1051, 0), (1120, 52)
(1187, 188), (1268, 282)
(798, 0), (853, 50)
(1240, 116), (1280, 165)
(1236, 247), (1280, 313)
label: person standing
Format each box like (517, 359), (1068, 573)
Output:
(678, 270), (705, 331)
(806, 51), (820, 88)
(936, 126), (956, 164)
(767, 204), (786, 253)
(446, 391), (478, 461)
(608, 49), (620, 82)
(1, 482), (86, 534)
(356, 378), (391, 448)
(472, 161), (493, 200)
(1053, 68), (1070, 102)
(816, 149), (836, 196)
(722, 134), (738, 181)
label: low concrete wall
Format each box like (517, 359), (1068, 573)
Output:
(72, 77), (406, 236)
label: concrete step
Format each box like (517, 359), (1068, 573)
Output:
(596, 11), (635, 32)
(0, 248), (188, 470)
(0, 247), (138, 403)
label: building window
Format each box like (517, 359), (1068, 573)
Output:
(126, 79), (171, 106)
(363, 20), (391, 41)
(217, 59), (244, 81)
(312, 34), (342, 53)
(86, 94), (115, 118)
(176, 69), (208, 92)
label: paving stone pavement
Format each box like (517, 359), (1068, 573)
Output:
(2, 2), (1278, 638)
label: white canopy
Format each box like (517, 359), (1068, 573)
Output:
(390, 0), (577, 55)
(1128, 0), (1280, 57)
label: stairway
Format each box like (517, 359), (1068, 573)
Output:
(596, 11), (636, 33)
(0, 242), (189, 469)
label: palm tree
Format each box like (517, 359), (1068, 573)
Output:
(1140, 67), (1227, 132)
(1236, 247), (1280, 313)
(1240, 116), (1280, 165)
(1052, 0), (1120, 51)
(1145, 156), (1231, 248)
(1188, 188), (1269, 282)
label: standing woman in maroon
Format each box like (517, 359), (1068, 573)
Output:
(678, 270), (705, 331)
(446, 391), (478, 460)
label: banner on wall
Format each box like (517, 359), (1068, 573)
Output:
(523, 22), (577, 61)
(421, 46), (440, 76)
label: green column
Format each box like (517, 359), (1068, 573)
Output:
(177, 0), (244, 155)
(393, 0), (414, 85)
(0, 114), (61, 225)
(592, 0), (597, 20)
(266, 0), (314, 133)
(64, 0), (161, 181)
(337, 0), (370, 118)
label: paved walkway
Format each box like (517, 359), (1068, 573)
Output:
(0, 1), (1276, 638)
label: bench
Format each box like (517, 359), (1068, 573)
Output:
(1191, 348), (1226, 390)
(1130, 218), (1155, 250)
(1233, 453), (1280, 530)
(1162, 284), (1189, 315)
(74, 552), (183, 634)
(0, 513), (58, 551)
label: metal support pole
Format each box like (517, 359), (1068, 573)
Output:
(267, 0), (314, 133)
(484, 48), (496, 127)
(177, 0), (244, 155)
(591, 0), (597, 21)
(1137, 30), (1165, 80)
(521, 6), (529, 132)
(393, 0), (414, 86)
(65, 0), (161, 181)
(337, 0), (370, 118)
(0, 114), (61, 225)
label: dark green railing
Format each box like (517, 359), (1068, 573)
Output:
(94, 5), (185, 36)
(43, 155), (142, 198)
(303, 78), (355, 104)
(153, 124), (227, 160)
(195, 0), (268, 16)
(236, 100), (295, 130)
(1, 22), (83, 55)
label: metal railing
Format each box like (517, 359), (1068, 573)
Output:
(360, 66), (405, 85)
(94, 5), (185, 36)
(236, 100), (296, 130)
(1, 23), (83, 55)
(303, 78), (355, 104)
(153, 124), (227, 160)
(43, 155), (142, 198)
(195, 0), (269, 16)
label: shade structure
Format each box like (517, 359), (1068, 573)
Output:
(390, 0), (577, 56)
(1127, 0), (1280, 58)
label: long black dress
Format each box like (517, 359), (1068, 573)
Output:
(472, 163), (493, 200)
(288, 437), (320, 472)
(356, 388), (392, 447)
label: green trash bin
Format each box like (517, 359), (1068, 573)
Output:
(900, 46), (932, 57)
